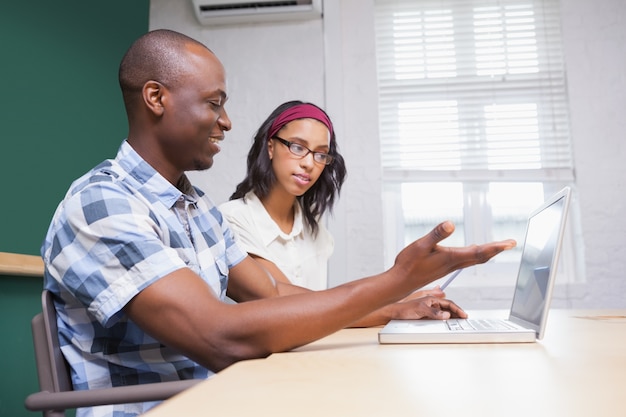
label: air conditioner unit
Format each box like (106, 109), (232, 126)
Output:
(191, 0), (323, 26)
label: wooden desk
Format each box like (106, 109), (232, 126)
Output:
(0, 251), (44, 277)
(143, 310), (626, 416)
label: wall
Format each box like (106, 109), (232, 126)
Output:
(0, 276), (42, 417)
(559, 0), (626, 307)
(0, 2), (148, 255)
(150, 0), (626, 309)
(0, 2), (149, 416)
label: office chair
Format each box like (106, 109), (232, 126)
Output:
(25, 290), (202, 417)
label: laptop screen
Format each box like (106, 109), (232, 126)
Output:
(509, 194), (567, 326)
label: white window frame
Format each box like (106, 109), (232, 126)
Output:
(375, 0), (583, 287)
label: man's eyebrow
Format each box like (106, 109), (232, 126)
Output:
(207, 90), (228, 105)
(217, 91), (229, 105)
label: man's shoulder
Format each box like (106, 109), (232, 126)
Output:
(68, 141), (157, 195)
(68, 159), (124, 189)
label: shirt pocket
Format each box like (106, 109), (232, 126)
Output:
(196, 245), (229, 300)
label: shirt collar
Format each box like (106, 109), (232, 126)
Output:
(116, 140), (198, 208)
(245, 191), (303, 246)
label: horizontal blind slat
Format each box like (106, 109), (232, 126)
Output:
(375, 0), (573, 175)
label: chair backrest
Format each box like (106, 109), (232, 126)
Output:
(30, 290), (73, 417)
(45, 291), (73, 392)
(26, 290), (202, 417)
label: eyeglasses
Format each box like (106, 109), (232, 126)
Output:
(272, 136), (334, 165)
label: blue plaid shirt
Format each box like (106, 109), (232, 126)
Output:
(41, 140), (246, 417)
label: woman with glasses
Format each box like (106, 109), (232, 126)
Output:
(220, 101), (343, 290)
(220, 101), (444, 299)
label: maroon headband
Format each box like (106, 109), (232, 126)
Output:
(268, 104), (333, 141)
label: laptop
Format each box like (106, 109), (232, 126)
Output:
(378, 186), (572, 344)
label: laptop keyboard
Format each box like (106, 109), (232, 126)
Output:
(446, 319), (517, 331)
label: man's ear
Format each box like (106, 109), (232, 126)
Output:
(142, 81), (166, 116)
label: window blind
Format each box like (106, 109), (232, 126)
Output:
(374, 0), (573, 182)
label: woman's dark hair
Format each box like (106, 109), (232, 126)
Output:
(230, 100), (347, 236)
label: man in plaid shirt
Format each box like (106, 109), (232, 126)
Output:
(41, 29), (515, 417)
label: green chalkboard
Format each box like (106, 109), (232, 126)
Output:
(0, 0), (150, 256)
(0, 1), (149, 416)
(0, 276), (44, 417)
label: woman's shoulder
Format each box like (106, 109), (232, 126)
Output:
(219, 198), (246, 219)
(219, 192), (260, 219)
(219, 197), (245, 212)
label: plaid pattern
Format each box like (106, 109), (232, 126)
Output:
(41, 141), (246, 417)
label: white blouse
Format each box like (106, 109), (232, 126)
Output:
(219, 191), (334, 291)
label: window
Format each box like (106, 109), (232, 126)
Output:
(375, 0), (580, 286)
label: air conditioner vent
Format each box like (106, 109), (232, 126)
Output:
(191, 0), (322, 25)
(199, 1), (300, 13)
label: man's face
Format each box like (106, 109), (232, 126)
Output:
(157, 45), (231, 174)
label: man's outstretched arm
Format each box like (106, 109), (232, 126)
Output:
(124, 221), (515, 373)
